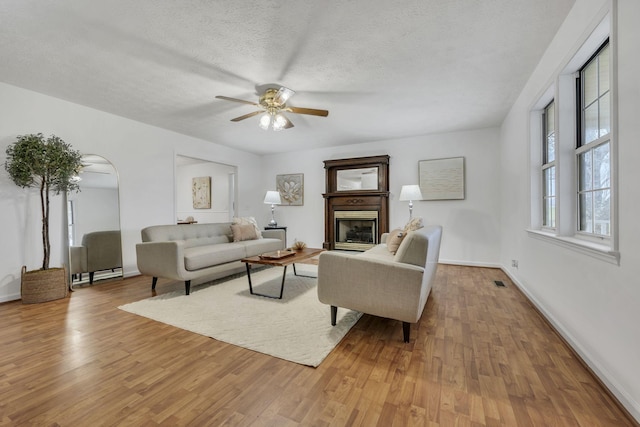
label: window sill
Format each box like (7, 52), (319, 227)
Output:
(526, 229), (620, 265)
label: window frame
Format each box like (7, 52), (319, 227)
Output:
(575, 40), (612, 241)
(541, 100), (556, 230)
(527, 8), (619, 265)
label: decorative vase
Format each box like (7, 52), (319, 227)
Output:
(293, 240), (307, 251)
(21, 265), (69, 304)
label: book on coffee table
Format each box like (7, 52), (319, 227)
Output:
(259, 249), (296, 260)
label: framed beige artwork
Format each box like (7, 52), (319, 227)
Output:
(419, 157), (465, 200)
(276, 173), (304, 206)
(192, 176), (211, 209)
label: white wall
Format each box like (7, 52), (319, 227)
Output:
(0, 82), (262, 302)
(500, 0), (640, 419)
(176, 161), (235, 224)
(261, 127), (502, 266)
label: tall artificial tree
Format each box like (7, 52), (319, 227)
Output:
(5, 133), (83, 270)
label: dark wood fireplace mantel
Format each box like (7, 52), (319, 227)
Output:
(323, 155), (390, 250)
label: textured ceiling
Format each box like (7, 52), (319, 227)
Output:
(0, 0), (575, 155)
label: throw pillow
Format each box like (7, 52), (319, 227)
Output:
(387, 228), (406, 254)
(232, 216), (263, 239)
(404, 216), (424, 232)
(231, 223), (258, 242)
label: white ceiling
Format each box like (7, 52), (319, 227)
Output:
(0, 0), (575, 155)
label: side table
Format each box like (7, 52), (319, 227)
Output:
(264, 225), (287, 247)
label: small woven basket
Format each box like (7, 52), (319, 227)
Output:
(21, 265), (69, 304)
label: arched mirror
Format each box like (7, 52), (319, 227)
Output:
(67, 155), (122, 288)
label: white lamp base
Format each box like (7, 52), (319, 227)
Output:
(269, 205), (277, 226)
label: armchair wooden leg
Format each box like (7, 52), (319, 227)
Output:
(331, 306), (337, 326)
(89, 272), (94, 284)
(185, 280), (191, 295)
(151, 277), (158, 290)
(402, 322), (410, 343)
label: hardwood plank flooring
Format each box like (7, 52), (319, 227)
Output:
(0, 265), (636, 426)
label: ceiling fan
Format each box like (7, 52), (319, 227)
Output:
(216, 86), (329, 131)
(70, 164), (111, 183)
(78, 164), (112, 174)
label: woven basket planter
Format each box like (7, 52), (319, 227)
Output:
(21, 265), (69, 304)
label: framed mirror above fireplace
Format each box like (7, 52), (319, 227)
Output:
(323, 155), (390, 251)
(336, 167), (379, 191)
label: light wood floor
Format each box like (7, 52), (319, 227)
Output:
(0, 264), (636, 426)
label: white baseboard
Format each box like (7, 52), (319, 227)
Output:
(438, 258), (502, 269)
(500, 266), (640, 423)
(123, 268), (140, 278)
(0, 293), (21, 303)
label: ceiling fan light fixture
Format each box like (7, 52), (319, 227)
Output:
(258, 112), (289, 131)
(272, 113), (288, 131)
(275, 87), (295, 105)
(259, 113), (272, 130)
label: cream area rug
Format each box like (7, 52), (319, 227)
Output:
(118, 264), (361, 367)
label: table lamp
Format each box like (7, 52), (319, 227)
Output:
(264, 191), (282, 226)
(399, 185), (423, 219)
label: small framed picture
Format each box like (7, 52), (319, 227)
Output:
(192, 176), (211, 209)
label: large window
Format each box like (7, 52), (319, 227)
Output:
(577, 41), (611, 237)
(542, 101), (556, 229)
(528, 13), (617, 264)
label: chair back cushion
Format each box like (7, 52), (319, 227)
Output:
(81, 230), (122, 271)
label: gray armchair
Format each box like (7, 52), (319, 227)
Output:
(70, 230), (122, 284)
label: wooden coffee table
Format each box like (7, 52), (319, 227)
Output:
(241, 248), (324, 299)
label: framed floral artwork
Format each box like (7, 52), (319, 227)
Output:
(276, 173), (304, 206)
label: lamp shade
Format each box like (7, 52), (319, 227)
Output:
(264, 191), (281, 205)
(399, 185), (423, 201)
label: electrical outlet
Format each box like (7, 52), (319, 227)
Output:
(511, 259), (519, 268)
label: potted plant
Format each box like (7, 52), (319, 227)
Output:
(5, 133), (83, 303)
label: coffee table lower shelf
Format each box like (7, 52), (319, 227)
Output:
(241, 248), (324, 299)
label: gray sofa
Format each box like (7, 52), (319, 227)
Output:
(317, 225), (442, 342)
(70, 230), (122, 284)
(136, 222), (285, 295)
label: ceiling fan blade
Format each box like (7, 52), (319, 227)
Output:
(230, 110), (263, 122)
(215, 95), (259, 106)
(287, 106), (329, 117)
(82, 170), (111, 174)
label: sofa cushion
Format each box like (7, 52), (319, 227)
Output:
(184, 244), (246, 271)
(231, 223), (259, 242)
(403, 216), (424, 232)
(183, 235), (230, 249)
(232, 216), (263, 239)
(386, 228), (406, 254)
(359, 243), (395, 263)
(243, 238), (285, 257)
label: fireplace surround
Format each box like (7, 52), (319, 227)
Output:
(323, 155), (389, 251)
